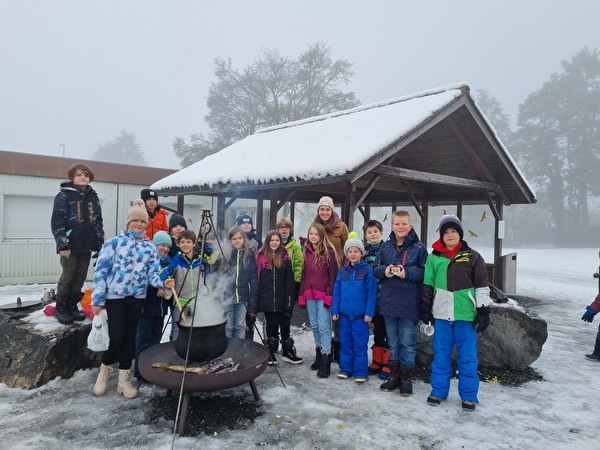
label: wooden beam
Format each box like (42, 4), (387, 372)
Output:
(372, 165), (501, 192)
(275, 189), (297, 212)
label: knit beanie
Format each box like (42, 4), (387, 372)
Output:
(168, 214), (188, 233)
(317, 196), (334, 210)
(153, 230), (172, 247)
(127, 199), (149, 226)
(439, 214), (464, 241)
(236, 214), (253, 226)
(141, 188), (158, 202)
(343, 231), (366, 256)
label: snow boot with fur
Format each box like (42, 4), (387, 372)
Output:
(281, 338), (303, 364)
(310, 347), (322, 370)
(380, 361), (401, 391)
(54, 294), (74, 325)
(317, 353), (331, 378)
(93, 363), (113, 396)
(117, 369), (138, 398)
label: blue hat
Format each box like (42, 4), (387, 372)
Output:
(153, 230), (172, 247)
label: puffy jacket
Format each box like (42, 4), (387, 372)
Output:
(51, 181), (104, 253)
(160, 251), (208, 306)
(365, 239), (383, 302)
(251, 253), (294, 315)
(92, 230), (164, 306)
(421, 240), (489, 321)
(332, 260), (377, 319)
(298, 244), (338, 307)
(144, 206), (169, 239)
(142, 258), (172, 317)
(223, 248), (259, 307)
(373, 228), (428, 319)
(284, 237), (304, 283)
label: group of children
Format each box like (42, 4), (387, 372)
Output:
(51, 171), (491, 410)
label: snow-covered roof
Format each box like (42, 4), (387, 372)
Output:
(152, 83), (535, 206)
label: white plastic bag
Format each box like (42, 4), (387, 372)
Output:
(87, 310), (109, 352)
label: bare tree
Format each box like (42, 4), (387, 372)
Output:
(174, 42), (360, 167)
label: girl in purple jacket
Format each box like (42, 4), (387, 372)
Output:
(299, 223), (339, 378)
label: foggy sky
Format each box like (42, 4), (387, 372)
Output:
(1, 0), (598, 170)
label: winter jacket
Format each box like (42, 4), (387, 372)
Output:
(142, 257), (172, 317)
(144, 206), (169, 239)
(365, 239), (383, 302)
(332, 260), (377, 319)
(245, 231), (262, 254)
(320, 212), (348, 267)
(373, 228), (428, 320)
(421, 240), (489, 322)
(160, 251), (208, 306)
(284, 237), (304, 283)
(51, 181), (104, 253)
(298, 244), (339, 307)
(251, 252), (294, 315)
(223, 248), (259, 308)
(92, 230), (164, 306)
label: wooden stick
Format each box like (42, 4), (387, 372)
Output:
(152, 362), (206, 375)
(170, 286), (189, 325)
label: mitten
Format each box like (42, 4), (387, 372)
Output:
(420, 302), (434, 325)
(581, 306), (597, 323)
(472, 306), (491, 333)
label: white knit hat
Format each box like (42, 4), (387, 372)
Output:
(317, 196), (335, 210)
(126, 199), (149, 226)
(343, 231), (366, 256)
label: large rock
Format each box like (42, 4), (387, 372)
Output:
(0, 306), (101, 389)
(416, 300), (548, 370)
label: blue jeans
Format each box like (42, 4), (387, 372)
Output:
(306, 299), (332, 354)
(383, 315), (418, 367)
(430, 319), (479, 403)
(225, 303), (247, 339)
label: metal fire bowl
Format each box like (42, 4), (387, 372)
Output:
(138, 338), (269, 393)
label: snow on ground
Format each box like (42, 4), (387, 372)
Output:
(0, 248), (599, 449)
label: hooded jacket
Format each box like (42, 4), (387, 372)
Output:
(144, 206), (169, 239)
(251, 251), (294, 315)
(332, 260), (377, 319)
(51, 181), (104, 253)
(298, 244), (338, 307)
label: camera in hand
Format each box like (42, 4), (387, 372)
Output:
(390, 265), (403, 276)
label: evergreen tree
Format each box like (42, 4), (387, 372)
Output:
(92, 130), (147, 166)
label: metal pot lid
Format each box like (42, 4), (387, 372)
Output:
(0, 299), (42, 310)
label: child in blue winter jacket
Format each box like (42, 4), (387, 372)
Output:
(332, 232), (377, 383)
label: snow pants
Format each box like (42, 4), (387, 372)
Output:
(339, 315), (370, 377)
(430, 319), (479, 403)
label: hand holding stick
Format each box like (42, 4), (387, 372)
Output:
(170, 286), (189, 325)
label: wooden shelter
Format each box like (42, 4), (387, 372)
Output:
(152, 84), (535, 283)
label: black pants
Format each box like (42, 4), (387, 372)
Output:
(264, 311), (290, 343)
(372, 309), (388, 348)
(102, 297), (145, 370)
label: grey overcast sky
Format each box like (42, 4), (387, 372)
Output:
(1, 0), (598, 169)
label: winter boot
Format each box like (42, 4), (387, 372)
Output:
(67, 293), (86, 321)
(378, 348), (391, 380)
(281, 338), (303, 364)
(368, 346), (384, 374)
(53, 294), (74, 325)
(380, 361), (401, 391)
(116, 369), (138, 398)
(317, 353), (331, 378)
(93, 363), (113, 396)
(332, 339), (341, 364)
(266, 337), (279, 365)
(310, 347), (322, 370)
(399, 365), (415, 396)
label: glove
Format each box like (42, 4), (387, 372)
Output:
(581, 306), (598, 323)
(472, 306), (491, 333)
(420, 302), (434, 325)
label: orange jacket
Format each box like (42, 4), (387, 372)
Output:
(145, 207), (169, 239)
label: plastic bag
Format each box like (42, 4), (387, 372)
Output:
(87, 310), (109, 352)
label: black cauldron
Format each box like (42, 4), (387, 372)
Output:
(174, 320), (228, 362)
